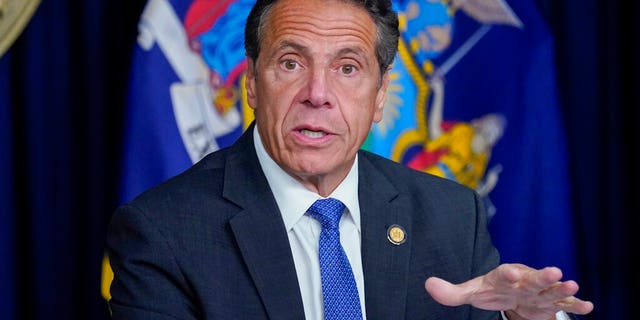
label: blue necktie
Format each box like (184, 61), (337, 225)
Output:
(307, 198), (362, 320)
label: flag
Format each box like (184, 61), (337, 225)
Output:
(104, 0), (257, 301)
(119, 0), (256, 204)
(115, 0), (578, 285)
(364, 0), (578, 279)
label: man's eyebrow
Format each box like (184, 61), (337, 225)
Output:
(276, 41), (367, 58)
(277, 40), (308, 54)
(335, 47), (366, 58)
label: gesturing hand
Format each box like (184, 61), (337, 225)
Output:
(424, 263), (594, 320)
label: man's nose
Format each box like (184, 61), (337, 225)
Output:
(304, 67), (331, 107)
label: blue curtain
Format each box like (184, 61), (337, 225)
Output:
(0, 51), (16, 320)
(0, 0), (633, 319)
(537, 1), (636, 319)
(0, 0), (145, 319)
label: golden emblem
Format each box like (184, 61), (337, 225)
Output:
(387, 224), (406, 245)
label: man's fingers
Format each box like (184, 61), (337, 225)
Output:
(425, 276), (471, 307)
(497, 264), (563, 289)
(554, 297), (595, 315)
(532, 266), (564, 288)
(425, 264), (594, 318)
(539, 280), (579, 301)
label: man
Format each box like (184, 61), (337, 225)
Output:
(106, 0), (594, 319)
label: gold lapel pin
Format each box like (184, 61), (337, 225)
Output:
(387, 224), (406, 245)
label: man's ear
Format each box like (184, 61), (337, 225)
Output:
(373, 69), (390, 123)
(245, 58), (257, 110)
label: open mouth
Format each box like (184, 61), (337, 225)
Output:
(300, 129), (327, 138)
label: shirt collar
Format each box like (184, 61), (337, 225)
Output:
(253, 125), (361, 231)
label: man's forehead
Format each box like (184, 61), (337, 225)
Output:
(263, 0), (377, 49)
(266, 0), (373, 29)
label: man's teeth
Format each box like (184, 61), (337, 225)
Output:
(300, 129), (327, 138)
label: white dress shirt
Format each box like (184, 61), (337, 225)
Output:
(253, 127), (366, 319)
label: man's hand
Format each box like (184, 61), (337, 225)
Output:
(424, 263), (594, 320)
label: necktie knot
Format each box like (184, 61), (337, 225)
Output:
(307, 198), (346, 230)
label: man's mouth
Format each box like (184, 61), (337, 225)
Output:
(300, 129), (327, 138)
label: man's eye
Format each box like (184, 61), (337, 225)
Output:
(283, 60), (298, 70)
(340, 65), (355, 75)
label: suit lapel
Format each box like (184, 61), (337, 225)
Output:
(359, 153), (412, 319)
(223, 127), (305, 320)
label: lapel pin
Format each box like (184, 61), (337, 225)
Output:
(387, 224), (406, 245)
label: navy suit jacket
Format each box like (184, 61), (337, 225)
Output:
(106, 124), (501, 319)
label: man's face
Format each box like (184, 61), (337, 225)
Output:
(246, 0), (388, 194)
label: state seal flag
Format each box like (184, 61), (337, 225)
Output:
(103, 0), (257, 302)
(364, 0), (578, 279)
(119, 0), (256, 203)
